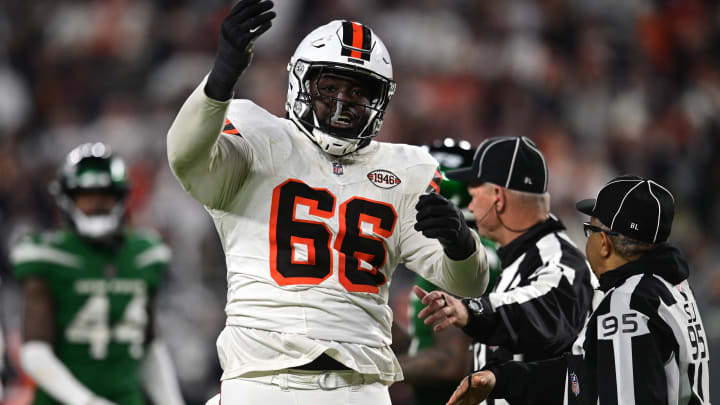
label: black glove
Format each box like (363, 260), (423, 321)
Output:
(414, 192), (476, 260)
(205, 0), (276, 101)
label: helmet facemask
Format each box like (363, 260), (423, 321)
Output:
(60, 194), (126, 240)
(305, 65), (387, 138)
(286, 20), (396, 156)
(289, 61), (395, 156)
(52, 143), (130, 241)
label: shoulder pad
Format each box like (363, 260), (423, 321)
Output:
(124, 229), (172, 268)
(383, 142), (438, 167)
(226, 99), (281, 132)
(130, 227), (164, 243)
(11, 235), (82, 268)
(135, 243), (172, 268)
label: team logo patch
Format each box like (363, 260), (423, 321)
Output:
(332, 162), (344, 176)
(367, 170), (401, 189)
(570, 372), (580, 397)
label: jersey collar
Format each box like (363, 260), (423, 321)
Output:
(496, 215), (566, 267)
(598, 244), (689, 292)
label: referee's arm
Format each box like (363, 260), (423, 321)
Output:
(463, 263), (588, 354)
(482, 296), (677, 404)
(482, 325), (673, 405)
(484, 355), (568, 403)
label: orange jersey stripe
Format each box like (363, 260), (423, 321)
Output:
(223, 119), (239, 135)
(427, 169), (442, 193)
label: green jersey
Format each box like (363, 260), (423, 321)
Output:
(406, 235), (501, 405)
(12, 229), (170, 405)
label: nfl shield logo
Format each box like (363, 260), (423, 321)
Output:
(570, 372), (580, 397)
(332, 162), (344, 175)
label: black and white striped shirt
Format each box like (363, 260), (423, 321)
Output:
(487, 244), (711, 404)
(463, 216), (596, 404)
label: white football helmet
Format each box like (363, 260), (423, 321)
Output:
(286, 20), (396, 156)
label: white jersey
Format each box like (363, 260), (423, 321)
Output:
(167, 79), (488, 383)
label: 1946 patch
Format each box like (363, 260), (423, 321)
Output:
(367, 170), (401, 189)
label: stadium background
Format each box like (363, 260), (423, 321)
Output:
(0, 0), (718, 403)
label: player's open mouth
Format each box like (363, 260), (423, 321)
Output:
(330, 112), (356, 128)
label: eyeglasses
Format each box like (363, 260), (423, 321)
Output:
(582, 222), (619, 238)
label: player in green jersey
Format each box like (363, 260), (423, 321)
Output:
(11, 143), (185, 405)
(396, 139), (502, 405)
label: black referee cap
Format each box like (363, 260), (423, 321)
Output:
(445, 136), (548, 194)
(576, 175), (675, 243)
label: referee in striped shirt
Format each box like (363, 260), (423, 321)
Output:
(445, 175), (711, 405)
(413, 136), (596, 405)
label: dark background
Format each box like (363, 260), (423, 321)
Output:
(1, 0), (719, 403)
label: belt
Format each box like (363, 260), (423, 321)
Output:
(290, 353), (351, 371)
(235, 369), (370, 391)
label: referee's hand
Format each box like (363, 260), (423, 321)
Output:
(447, 371), (496, 405)
(414, 286), (469, 332)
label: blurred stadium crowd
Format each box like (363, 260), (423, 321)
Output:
(1, 0), (719, 403)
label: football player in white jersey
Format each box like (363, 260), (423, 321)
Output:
(166, 1), (489, 403)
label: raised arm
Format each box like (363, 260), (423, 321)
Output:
(166, 80), (249, 209)
(167, 0), (275, 210)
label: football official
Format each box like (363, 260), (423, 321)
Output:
(166, 0), (489, 404)
(449, 175), (711, 405)
(396, 139), (504, 405)
(414, 136), (596, 405)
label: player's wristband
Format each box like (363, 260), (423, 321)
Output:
(205, 29), (254, 101)
(205, 58), (246, 101)
(20, 341), (98, 405)
(443, 228), (476, 260)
